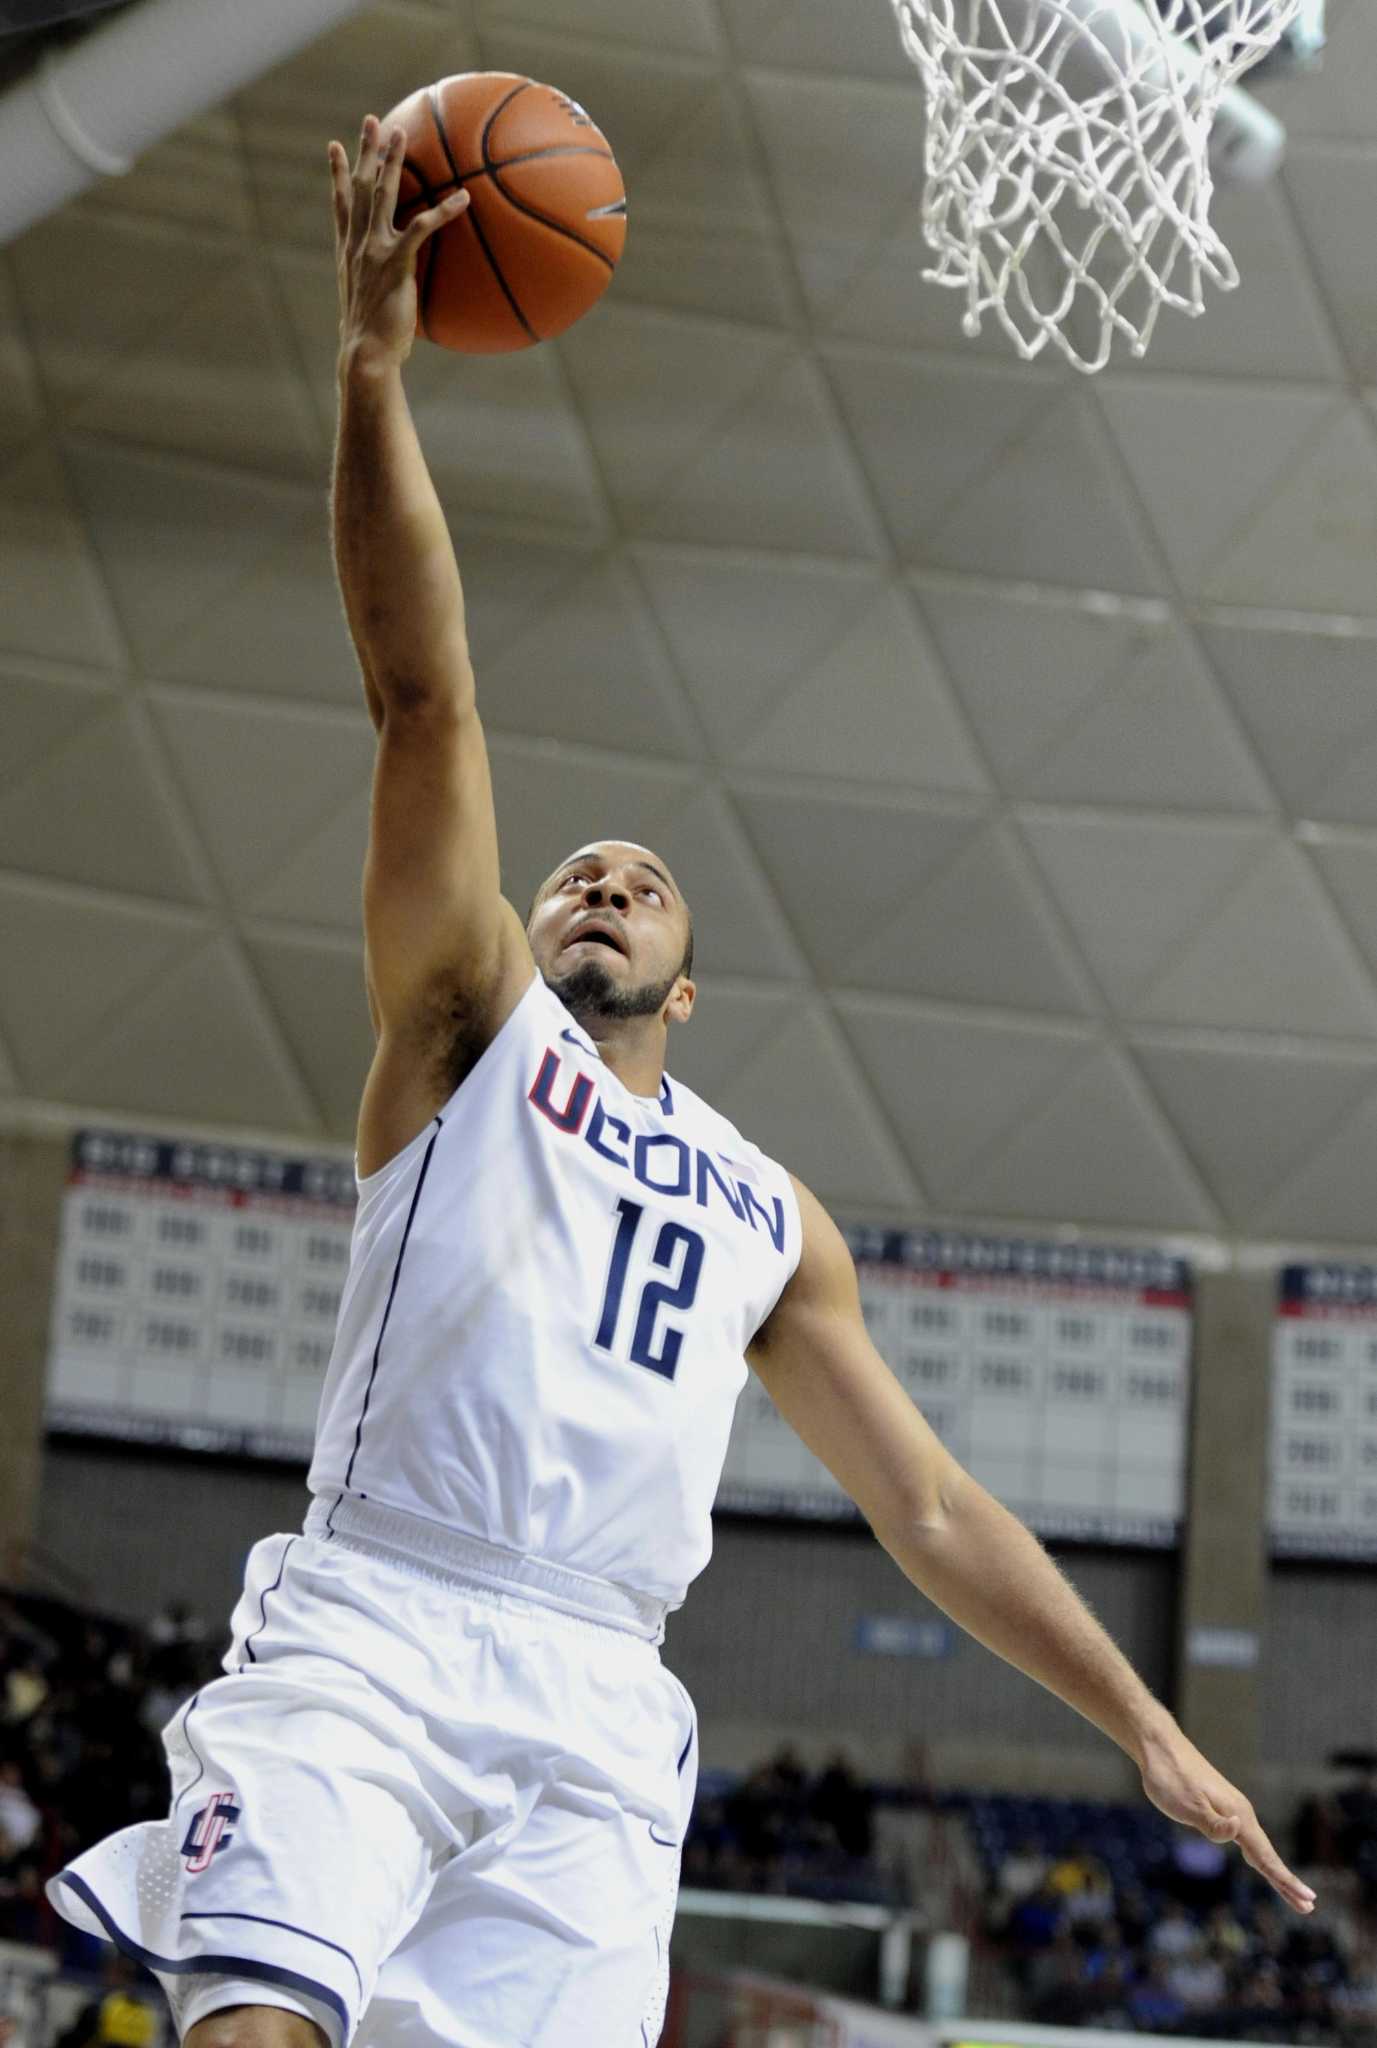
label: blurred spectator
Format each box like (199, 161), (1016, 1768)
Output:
(1148, 1896), (1199, 1959)
(997, 1834), (1048, 1906)
(56, 1956), (159, 2048)
(0, 1763), (39, 1852)
(810, 1751), (873, 1861)
(1127, 1955), (1187, 2031)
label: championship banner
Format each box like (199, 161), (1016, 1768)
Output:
(1271, 1264), (1377, 1560)
(718, 1230), (1192, 1547)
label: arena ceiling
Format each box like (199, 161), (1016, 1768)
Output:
(2, 0), (1376, 1254)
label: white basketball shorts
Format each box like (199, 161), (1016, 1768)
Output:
(48, 1498), (699, 2048)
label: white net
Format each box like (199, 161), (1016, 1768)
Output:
(891, 0), (1305, 370)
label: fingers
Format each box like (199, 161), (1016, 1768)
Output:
(326, 141), (350, 246)
(350, 114), (382, 243)
(1236, 1811), (1318, 1916)
(399, 186), (471, 257)
(369, 123), (407, 235)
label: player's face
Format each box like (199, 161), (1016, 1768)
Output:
(529, 843), (692, 1021)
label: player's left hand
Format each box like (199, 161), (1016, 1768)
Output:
(1138, 1721), (1316, 1915)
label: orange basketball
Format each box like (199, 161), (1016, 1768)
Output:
(381, 72), (626, 354)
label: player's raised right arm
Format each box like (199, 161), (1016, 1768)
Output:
(328, 118), (532, 1116)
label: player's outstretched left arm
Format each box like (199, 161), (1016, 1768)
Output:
(748, 1178), (1317, 1918)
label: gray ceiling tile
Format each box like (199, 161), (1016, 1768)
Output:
(634, 548), (878, 757)
(722, 0), (914, 78)
(712, 1002), (920, 1211)
(732, 783), (984, 976)
(1259, 1089), (1377, 1243)
(1257, 0), (1377, 143)
(0, 701), (211, 906)
(1016, 624), (1271, 813)
(64, 441), (316, 667)
(479, 0), (721, 58)
(0, 661), (118, 796)
(1202, 617), (1377, 818)
(2, 443), (126, 670)
(916, 581), (1160, 787)
(836, 994), (1093, 1203)
(478, 551), (703, 761)
(823, 345), (1060, 557)
(654, 788), (807, 982)
(0, 879), (205, 1093)
(819, 203), (1055, 361)
(1020, 811), (1271, 1009)
(1097, 377), (1333, 593)
(737, 583), (989, 794)
(1285, 149), (1377, 383)
(1135, 842), (1377, 1038)
(1203, 402), (1377, 616)
(486, 736), (698, 918)
(1304, 830), (1377, 984)
(956, 1046), (1218, 1233)
(0, 256), (43, 467)
(929, 393), (1166, 595)
(841, 822), (1093, 1014)
(150, 689), (374, 903)
(56, 936), (317, 1133)
(642, 350), (885, 557)
(1132, 1034), (1377, 1229)
(242, 927), (374, 1143)
(71, 110), (253, 238)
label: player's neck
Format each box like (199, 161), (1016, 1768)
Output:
(572, 1015), (667, 1101)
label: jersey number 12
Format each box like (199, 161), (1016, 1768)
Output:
(593, 1197), (704, 1381)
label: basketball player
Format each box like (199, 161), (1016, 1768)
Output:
(48, 114), (1315, 2048)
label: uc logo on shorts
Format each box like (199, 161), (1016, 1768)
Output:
(180, 1792), (241, 1873)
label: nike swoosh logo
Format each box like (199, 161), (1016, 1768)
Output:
(561, 1029), (596, 1057)
(649, 1826), (678, 1847)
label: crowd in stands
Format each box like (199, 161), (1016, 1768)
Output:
(977, 1791), (1377, 2042)
(0, 1588), (218, 1958)
(680, 1744), (907, 1906)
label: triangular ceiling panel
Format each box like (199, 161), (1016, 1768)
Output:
(1136, 841), (1377, 1038)
(641, 350), (883, 556)
(0, 878), (205, 1093)
(733, 784), (984, 976)
(1285, 150), (1377, 385)
(1132, 1034), (1377, 1228)
(486, 736), (698, 916)
(0, 700), (209, 905)
(150, 689), (374, 903)
(823, 345), (1060, 558)
(477, 552), (703, 761)
(1097, 379), (1333, 594)
(242, 927), (374, 1143)
(663, 981), (797, 1102)
(1259, 1089), (1377, 1245)
(653, 787), (806, 982)
(837, 994), (1093, 1204)
(1202, 618), (1377, 820)
(246, 788), (372, 933)
(1015, 624), (1270, 813)
(635, 548), (878, 758)
(56, 937), (315, 1132)
(842, 822), (1092, 1015)
(482, 0), (720, 58)
(1020, 812), (1270, 1010)
(1304, 831), (1377, 985)
(958, 1047), (1218, 1232)
(928, 393), (1164, 595)
(0, 661), (118, 794)
(737, 583), (988, 794)
(917, 581), (1157, 787)
(713, 1001), (919, 1212)
(1202, 403), (1377, 617)
(64, 440), (315, 667)
(0, 254), (44, 466)
(719, 0), (914, 77)
(0, 442), (126, 669)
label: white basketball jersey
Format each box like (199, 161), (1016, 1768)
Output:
(309, 974), (803, 1608)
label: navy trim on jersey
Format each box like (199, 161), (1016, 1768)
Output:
(659, 1075), (675, 1116)
(54, 1873), (352, 2040)
(342, 1117), (444, 1493)
(173, 1693), (205, 1814)
(676, 1722), (694, 1774)
(240, 1537), (297, 1668)
(179, 1909), (364, 2002)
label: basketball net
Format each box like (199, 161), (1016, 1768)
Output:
(891, 0), (1304, 370)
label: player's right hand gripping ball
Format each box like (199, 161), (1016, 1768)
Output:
(383, 72), (626, 353)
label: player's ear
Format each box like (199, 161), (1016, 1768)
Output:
(666, 977), (695, 1026)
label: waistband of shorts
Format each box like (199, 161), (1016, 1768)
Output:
(305, 1494), (668, 1643)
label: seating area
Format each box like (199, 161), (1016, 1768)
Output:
(679, 1751), (911, 1908)
(964, 1790), (1377, 2040)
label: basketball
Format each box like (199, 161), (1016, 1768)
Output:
(379, 72), (626, 354)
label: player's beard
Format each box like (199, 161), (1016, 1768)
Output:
(543, 955), (678, 1022)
